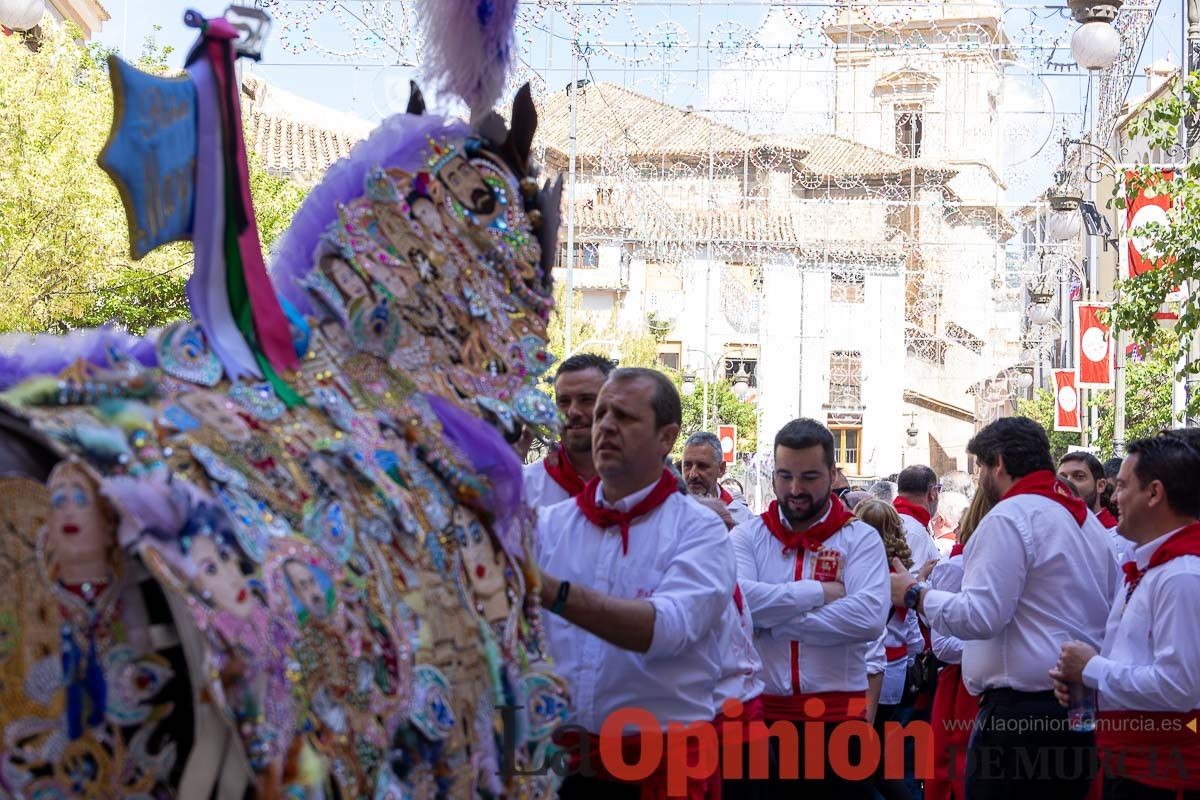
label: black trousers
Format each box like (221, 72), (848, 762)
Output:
(965, 688), (1096, 800)
(557, 773), (642, 799)
(873, 702), (917, 800)
(1102, 776), (1200, 800)
(764, 718), (877, 800)
(722, 736), (773, 800)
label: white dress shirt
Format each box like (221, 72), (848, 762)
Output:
(536, 480), (735, 732)
(899, 513), (942, 575)
(1107, 526), (1136, 568)
(715, 581), (766, 707)
(523, 459), (574, 509)
(928, 553), (965, 664)
(726, 497), (756, 526)
(731, 507), (889, 696)
(1082, 529), (1200, 712)
(922, 492), (1118, 695)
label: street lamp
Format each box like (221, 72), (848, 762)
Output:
(0, 0), (44, 30)
(681, 372), (698, 396)
(1068, 0), (1124, 72)
(731, 362), (752, 401)
(906, 415), (919, 448)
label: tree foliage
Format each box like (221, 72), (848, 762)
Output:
(673, 375), (758, 458)
(1108, 72), (1200, 416)
(0, 22), (308, 335)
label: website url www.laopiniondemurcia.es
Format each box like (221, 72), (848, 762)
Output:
(497, 698), (1200, 792)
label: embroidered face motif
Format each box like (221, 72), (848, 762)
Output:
(282, 558), (334, 624)
(45, 461), (113, 583)
(189, 535), (257, 619)
(178, 390), (252, 444)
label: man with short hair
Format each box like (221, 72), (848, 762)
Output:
(1052, 434), (1200, 800)
(868, 480), (898, 503)
(1101, 456), (1123, 521)
(890, 416), (1118, 800)
(732, 418), (888, 799)
(893, 464), (943, 574)
(535, 367), (735, 798)
(682, 430), (756, 528)
(1060, 450), (1131, 564)
(524, 353), (615, 507)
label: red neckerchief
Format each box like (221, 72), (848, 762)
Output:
(760, 494), (854, 555)
(950, 542), (965, 557)
(719, 487), (734, 504)
(1002, 470), (1089, 526)
(575, 469), (677, 555)
(893, 496), (932, 528)
(1121, 522), (1200, 601)
(1097, 507), (1119, 528)
(543, 444), (586, 497)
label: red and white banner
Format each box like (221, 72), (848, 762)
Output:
(1126, 169), (1173, 279)
(1053, 369), (1082, 432)
(1075, 302), (1113, 388)
(718, 424), (737, 464)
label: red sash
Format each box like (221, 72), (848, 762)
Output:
(575, 470), (678, 555)
(893, 497), (932, 529)
(553, 725), (720, 799)
(714, 695), (767, 745)
(761, 690), (867, 723)
(885, 645), (908, 663)
(927, 664), (978, 800)
(1097, 507), (1119, 528)
(1122, 522), (1200, 599)
(759, 495), (854, 556)
(1096, 710), (1200, 790)
(1002, 470), (1088, 526)
(719, 487), (734, 504)
(544, 444), (586, 497)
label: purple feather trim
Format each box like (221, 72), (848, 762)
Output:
(416, 0), (519, 118)
(270, 112), (470, 317)
(423, 392), (525, 560)
(0, 326), (157, 391)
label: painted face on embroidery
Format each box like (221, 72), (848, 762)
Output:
(283, 559), (331, 622)
(455, 508), (505, 601)
(437, 154), (496, 217)
(190, 536), (254, 618)
(324, 257), (371, 302)
(46, 461), (111, 572)
(178, 390), (252, 443)
(409, 196), (445, 235)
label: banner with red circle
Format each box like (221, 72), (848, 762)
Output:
(718, 424), (737, 464)
(1074, 302), (1113, 389)
(1126, 169), (1173, 279)
(1053, 369), (1082, 432)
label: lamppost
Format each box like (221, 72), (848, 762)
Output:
(680, 349), (723, 431)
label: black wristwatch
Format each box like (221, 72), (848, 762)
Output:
(550, 580), (571, 615)
(903, 581), (929, 609)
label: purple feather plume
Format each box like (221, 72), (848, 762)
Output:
(0, 326), (157, 391)
(423, 392), (525, 560)
(270, 112), (469, 316)
(416, 0), (520, 119)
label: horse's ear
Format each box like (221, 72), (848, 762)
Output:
(407, 81), (426, 115)
(506, 83), (537, 171)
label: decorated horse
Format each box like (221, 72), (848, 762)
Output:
(0, 3), (570, 797)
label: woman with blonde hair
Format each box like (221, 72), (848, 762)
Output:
(925, 489), (994, 800)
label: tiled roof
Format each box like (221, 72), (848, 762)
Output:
(243, 111), (360, 182)
(536, 81), (954, 181)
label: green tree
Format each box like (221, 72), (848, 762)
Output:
(673, 375), (758, 458)
(1107, 72), (1200, 417)
(544, 283), (660, 369)
(0, 22), (308, 335)
(1016, 389), (1085, 462)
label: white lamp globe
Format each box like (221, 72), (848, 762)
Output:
(1029, 303), (1057, 326)
(1071, 21), (1122, 71)
(1016, 371), (1035, 389)
(1047, 209), (1082, 242)
(0, 0), (45, 30)
(681, 377), (697, 397)
(732, 379), (750, 400)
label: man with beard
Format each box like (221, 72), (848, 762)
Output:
(1059, 451), (1131, 564)
(731, 418), (888, 799)
(524, 354), (615, 508)
(682, 431), (755, 528)
(436, 153), (500, 222)
(890, 416), (1118, 800)
(1052, 434), (1200, 800)
(535, 368), (734, 798)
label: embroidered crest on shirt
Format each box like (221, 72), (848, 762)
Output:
(812, 549), (843, 582)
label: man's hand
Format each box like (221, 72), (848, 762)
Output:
(1054, 641), (1098, 685)
(694, 496), (735, 530)
(917, 559), (938, 581)
(890, 557), (917, 606)
(1049, 671), (1073, 708)
(821, 581), (846, 604)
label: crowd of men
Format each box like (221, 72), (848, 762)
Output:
(523, 354), (1200, 800)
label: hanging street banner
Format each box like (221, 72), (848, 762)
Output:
(1075, 302), (1113, 389)
(1054, 369), (1082, 432)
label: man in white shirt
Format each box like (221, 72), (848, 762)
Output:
(890, 416), (1118, 800)
(523, 353), (615, 508)
(1059, 451), (1131, 565)
(682, 431), (756, 528)
(1052, 434), (1200, 800)
(731, 418), (888, 800)
(535, 367), (735, 799)
(892, 465), (943, 574)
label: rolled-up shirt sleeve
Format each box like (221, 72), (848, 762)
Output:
(731, 524), (825, 626)
(1082, 572), (1200, 711)
(646, 513), (737, 660)
(922, 513), (1029, 641)
(768, 532), (889, 645)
